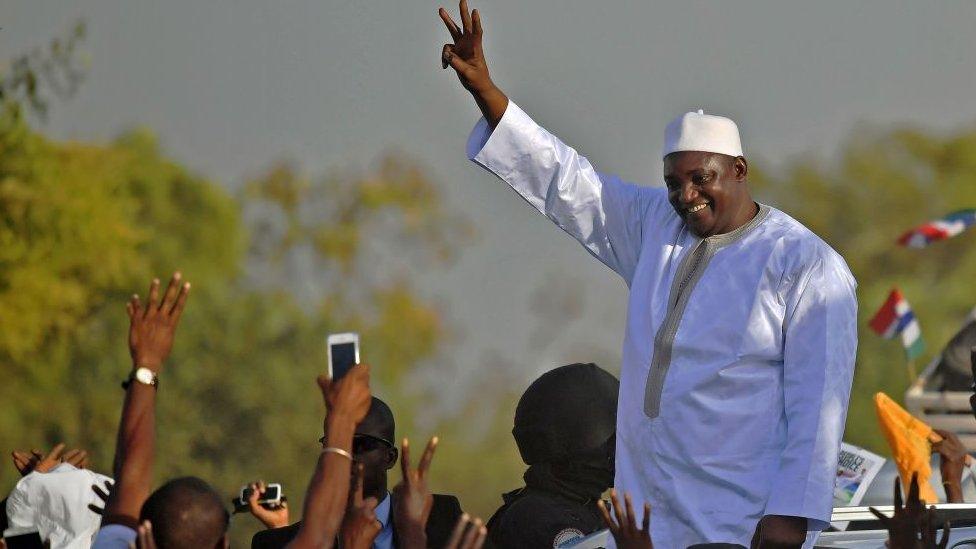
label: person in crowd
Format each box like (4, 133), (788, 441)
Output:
(485, 363), (618, 548)
(438, 1), (859, 546)
(4, 456), (111, 547)
(89, 272), (232, 548)
(281, 363), (374, 549)
(1, 443), (93, 547)
(251, 397), (463, 548)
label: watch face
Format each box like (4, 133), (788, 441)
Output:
(135, 368), (156, 385)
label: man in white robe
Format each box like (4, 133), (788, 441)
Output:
(438, 2), (858, 547)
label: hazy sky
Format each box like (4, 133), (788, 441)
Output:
(5, 0), (976, 392)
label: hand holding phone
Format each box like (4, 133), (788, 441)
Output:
(327, 332), (360, 381)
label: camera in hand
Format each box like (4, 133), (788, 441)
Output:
(232, 483), (284, 513)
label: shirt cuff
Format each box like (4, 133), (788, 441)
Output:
(92, 524), (138, 549)
(464, 100), (536, 166)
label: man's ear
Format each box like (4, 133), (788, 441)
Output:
(219, 533), (230, 549)
(733, 156), (748, 181)
(385, 447), (399, 470)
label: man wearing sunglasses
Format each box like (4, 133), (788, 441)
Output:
(251, 397), (463, 549)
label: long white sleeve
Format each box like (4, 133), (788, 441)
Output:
(466, 101), (659, 285)
(764, 252), (858, 529)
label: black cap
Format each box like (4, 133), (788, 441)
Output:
(355, 397), (395, 444)
(513, 363), (618, 465)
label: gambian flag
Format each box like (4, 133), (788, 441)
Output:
(897, 209), (976, 248)
(869, 288), (925, 360)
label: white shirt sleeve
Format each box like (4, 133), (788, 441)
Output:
(764, 252), (858, 529)
(91, 524), (138, 549)
(466, 101), (656, 285)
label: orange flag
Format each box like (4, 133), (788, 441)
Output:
(874, 392), (938, 503)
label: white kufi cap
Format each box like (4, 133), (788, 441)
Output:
(663, 109), (743, 159)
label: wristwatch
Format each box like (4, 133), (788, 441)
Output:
(122, 366), (159, 389)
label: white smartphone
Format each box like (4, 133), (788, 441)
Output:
(327, 332), (360, 380)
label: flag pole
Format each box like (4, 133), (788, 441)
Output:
(906, 358), (917, 383)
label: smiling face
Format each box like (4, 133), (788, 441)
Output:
(663, 150), (753, 238)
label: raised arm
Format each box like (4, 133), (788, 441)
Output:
(439, 0), (508, 127)
(102, 272), (190, 527)
(287, 364), (372, 549)
(439, 2), (660, 283)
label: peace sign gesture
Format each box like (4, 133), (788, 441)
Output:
(392, 436), (438, 546)
(438, 1), (508, 126)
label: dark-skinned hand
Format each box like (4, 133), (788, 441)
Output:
(317, 363), (372, 430)
(340, 463), (382, 549)
(246, 480), (289, 530)
(869, 474), (950, 549)
(932, 429), (967, 503)
(444, 514), (487, 549)
(598, 489), (653, 549)
(392, 436), (438, 548)
(439, 0), (491, 94)
(127, 272), (191, 371)
(88, 479), (114, 515)
(12, 443), (89, 475)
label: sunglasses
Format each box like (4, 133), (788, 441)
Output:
(319, 433), (395, 455)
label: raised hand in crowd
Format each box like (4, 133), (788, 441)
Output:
(598, 490), (653, 549)
(247, 480), (290, 530)
(340, 464), (382, 549)
(444, 514), (486, 549)
(438, 0), (508, 127)
(287, 363), (372, 549)
(12, 443), (89, 475)
(869, 474), (950, 549)
(392, 436), (439, 549)
(932, 429), (967, 504)
(102, 272), (190, 527)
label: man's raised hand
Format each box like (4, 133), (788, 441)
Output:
(438, 0), (508, 126)
(127, 272), (191, 371)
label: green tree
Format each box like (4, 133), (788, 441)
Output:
(751, 124), (976, 454)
